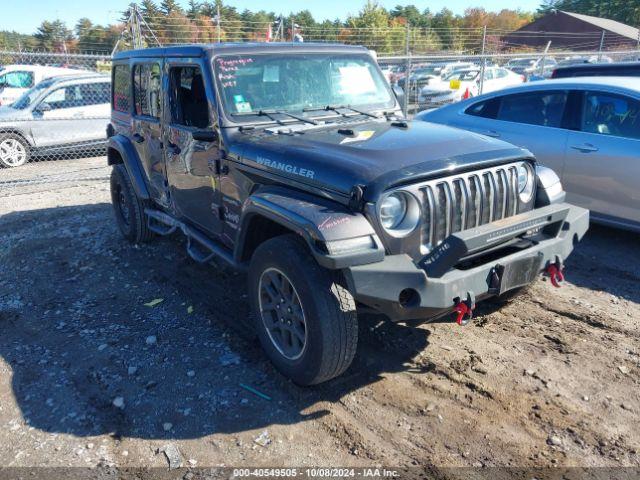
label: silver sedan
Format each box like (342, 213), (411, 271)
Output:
(416, 77), (640, 232)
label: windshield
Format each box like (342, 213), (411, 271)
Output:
(445, 70), (479, 81)
(11, 79), (54, 109)
(214, 53), (394, 121)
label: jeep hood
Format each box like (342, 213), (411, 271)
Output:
(232, 120), (532, 201)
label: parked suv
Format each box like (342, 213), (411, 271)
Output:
(0, 74), (110, 167)
(107, 44), (588, 385)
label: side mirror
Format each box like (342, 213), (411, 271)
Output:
(192, 129), (218, 142)
(36, 102), (52, 113)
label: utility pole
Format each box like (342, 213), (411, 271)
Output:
(215, 4), (221, 43)
(403, 22), (411, 117)
(479, 25), (487, 95)
(111, 5), (160, 56)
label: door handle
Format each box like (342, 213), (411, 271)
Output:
(570, 143), (599, 153)
(133, 133), (145, 144)
(485, 130), (501, 138)
(73, 112), (85, 118)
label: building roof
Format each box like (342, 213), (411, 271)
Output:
(561, 11), (640, 41)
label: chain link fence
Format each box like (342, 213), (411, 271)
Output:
(379, 49), (640, 116)
(0, 51), (111, 194)
(0, 44), (639, 197)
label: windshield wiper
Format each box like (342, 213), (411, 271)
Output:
(303, 105), (381, 119)
(231, 109), (318, 125)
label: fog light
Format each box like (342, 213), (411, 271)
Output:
(324, 236), (375, 255)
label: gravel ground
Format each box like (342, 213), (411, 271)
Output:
(1, 157), (639, 476)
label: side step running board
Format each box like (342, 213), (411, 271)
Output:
(144, 208), (238, 268)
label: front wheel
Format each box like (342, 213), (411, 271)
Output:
(0, 133), (30, 168)
(248, 234), (358, 385)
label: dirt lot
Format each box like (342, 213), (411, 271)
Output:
(1, 157), (639, 476)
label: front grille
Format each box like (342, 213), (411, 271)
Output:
(419, 163), (521, 250)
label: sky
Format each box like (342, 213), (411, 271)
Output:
(3, 0), (542, 35)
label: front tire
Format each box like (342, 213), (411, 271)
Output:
(0, 133), (30, 168)
(110, 164), (154, 243)
(248, 234), (358, 385)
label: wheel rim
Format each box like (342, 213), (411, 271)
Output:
(258, 267), (307, 361)
(0, 139), (27, 167)
(116, 184), (131, 226)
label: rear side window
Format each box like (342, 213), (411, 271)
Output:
(80, 82), (111, 106)
(496, 91), (567, 128)
(133, 63), (161, 118)
(112, 64), (131, 113)
(465, 97), (500, 119)
(582, 91), (640, 140)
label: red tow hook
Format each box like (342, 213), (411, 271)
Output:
(453, 292), (476, 326)
(546, 256), (565, 288)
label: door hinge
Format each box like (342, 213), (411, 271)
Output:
(211, 204), (224, 220)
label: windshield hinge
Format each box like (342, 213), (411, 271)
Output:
(348, 185), (366, 212)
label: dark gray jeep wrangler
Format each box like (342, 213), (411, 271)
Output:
(107, 43), (588, 385)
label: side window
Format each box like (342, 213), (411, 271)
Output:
(80, 82), (111, 106)
(169, 65), (209, 128)
(42, 85), (84, 110)
(483, 69), (494, 81)
(133, 63), (161, 118)
(582, 91), (640, 140)
(0, 71), (34, 88)
(112, 64), (131, 113)
(496, 91), (567, 128)
(496, 69), (508, 79)
(465, 97), (500, 119)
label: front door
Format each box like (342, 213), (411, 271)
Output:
(563, 90), (640, 225)
(163, 60), (223, 235)
(31, 83), (99, 148)
(131, 60), (168, 206)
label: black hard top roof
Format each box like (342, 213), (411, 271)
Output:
(113, 42), (369, 60)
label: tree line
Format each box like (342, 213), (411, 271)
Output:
(0, 0), (636, 55)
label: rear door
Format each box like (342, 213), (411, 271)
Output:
(78, 81), (111, 143)
(459, 90), (570, 177)
(563, 89), (640, 226)
(131, 60), (168, 206)
(163, 59), (224, 235)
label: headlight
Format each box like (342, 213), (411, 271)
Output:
(517, 162), (534, 203)
(379, 193), (406, 229)
(378, 191), (421, 236)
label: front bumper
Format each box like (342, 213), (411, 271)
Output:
(344, 203), (589, 322)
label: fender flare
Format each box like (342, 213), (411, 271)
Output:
(107, 134), (150, 200)
(235, 187), (384, 269)
(0, 127), (35, 148)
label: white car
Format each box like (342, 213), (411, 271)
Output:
(0, 65), (87, 106)
(418, 67), (524, 109)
